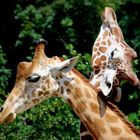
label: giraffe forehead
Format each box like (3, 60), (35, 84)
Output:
(17, 62), (51, 79)
(17, 62), (31, 75)
(17, 61), (46, 79)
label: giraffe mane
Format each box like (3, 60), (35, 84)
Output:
(107, 102), (140, 136)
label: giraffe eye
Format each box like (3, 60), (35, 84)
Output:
(27, 74), (41, 83)
(111, 50), (114, 58)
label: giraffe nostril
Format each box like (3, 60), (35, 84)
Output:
(0, 106), (4, 112)
(9, 113), (14, 117)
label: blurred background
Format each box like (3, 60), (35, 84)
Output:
(0, 0), (139, 139)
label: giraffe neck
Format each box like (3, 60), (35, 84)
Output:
(59, 69), (140, 139)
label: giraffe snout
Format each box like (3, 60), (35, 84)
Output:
(3, 112), (16, 124)
(0, 112), (16, 124)
(0, 105), (17, 124)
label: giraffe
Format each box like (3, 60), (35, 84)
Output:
(0, 39), (139, 140)
(90, 7), (140, 116)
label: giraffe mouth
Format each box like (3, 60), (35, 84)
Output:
(0, 112), (16, 124)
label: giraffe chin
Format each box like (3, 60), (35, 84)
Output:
(0, 112), (16, 124)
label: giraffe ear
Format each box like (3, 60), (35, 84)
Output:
(97, 93), (107, 117)
(53, 56), (79, 73)
(100, 69), (116, 96)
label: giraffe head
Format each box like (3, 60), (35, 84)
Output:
(0, 39), (79, 124)
(90, 7), (140, 116)
(91, 7), (140, 97)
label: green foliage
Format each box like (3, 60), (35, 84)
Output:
(0, 98), (79, 140)
(0, 46), (11, 93)
(128, 111), (140, 129)
(0, 0), (140, 139)
(0, 96), (80, 139)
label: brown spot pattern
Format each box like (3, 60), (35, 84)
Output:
(92, 54), (96, 60)
(93, 47), (97, 52)
(45, 79), (49, 84)
(103, 62), (106, 66)
(107, 39), (111, 46)
(73, 88), (83, 99)
(26, 94), (30, 99)
(32, 92), (37, 97)
(67, 98), (74, 107)
(95, 58), (102, 65)
(61, 87), (64, 93)
(94, 69), (100, 74)
(45, 79), (50, 88)
(77, 101), (87, 112)
(101, 41), (106, 45)
(42, 86), (46, 91)
(44, 91), (49, 95)
(97, 51), (101, 56)
(105, 113), (119, 123)
(42, 76), (46, 80)
(95, 43), (100, 47)
(111, 127), (121, 135)
(100, 55), (106, 61)
(103, 31), (108, 38)
(94, 65), (100, 69)
(58, 74), (63, 79)
(99, 47), (107, 53)
(75, 87), (82, 94)
(24, 100), (29, 104)
(32, 99), (39, 104)
(85, 90), (91, 98)
(64, 81), (69, 86)
(38, 91), (44, 96)
(94, 118), (107, 134)
(113, 27), (120, 39)
(90, 102), (99, 114)
(66, 88), (71, 93)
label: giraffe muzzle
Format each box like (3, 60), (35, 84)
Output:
(3, 112), (16, 124)
(0, 110), (16, 124)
